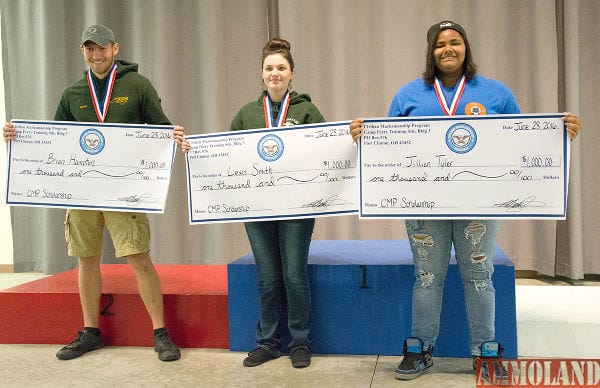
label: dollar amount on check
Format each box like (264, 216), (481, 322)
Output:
(185, 122), (358, 223)
(359, 114), (569, 219)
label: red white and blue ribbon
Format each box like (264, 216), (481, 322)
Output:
(86, 62), (117, 122)
(433, 75), (465, 116)
(263, 91), (290, 128)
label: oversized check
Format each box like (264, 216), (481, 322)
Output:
(5, 120), (176, 213)
(359, 114), (569, 219)
(186, 122), (358, 223)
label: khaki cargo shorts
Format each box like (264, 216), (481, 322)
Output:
(64, 209), (151, 258)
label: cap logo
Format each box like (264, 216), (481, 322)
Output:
(87, 27), (98, 34)
(440, 22), (453, 28)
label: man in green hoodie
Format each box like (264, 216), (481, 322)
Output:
(3, 24), (186, 362)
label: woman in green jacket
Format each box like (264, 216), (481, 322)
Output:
(231, 38), (325, 369)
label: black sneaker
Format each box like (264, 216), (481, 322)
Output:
(473, 341), (509, 385)
(56, 330), (103, 360)
(153, 329), (181, 362)
(243, 347), (278, 367)
(395, 337), (434, 380)
(290, 346), (311, 368)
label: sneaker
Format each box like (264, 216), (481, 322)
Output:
(56, 330), (103, 360)
(290, 346), (311, 368)
(473, 341), (509, 385)
(243, 347), (278, 367)
(153, 329), (181, 362)
(395, 337), (433, 380)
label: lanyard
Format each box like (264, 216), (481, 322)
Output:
(433, 75), (465, 116)
(263, 91), (290, 127)
(86, 62), (117, 122)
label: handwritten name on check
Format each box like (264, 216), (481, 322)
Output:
(6, 120), (176, 213)
(359, 114), (569, 219)
(185, 122), (358, 224)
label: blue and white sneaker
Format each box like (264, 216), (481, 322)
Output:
(473, 341), (509, 385)
(395, 337), (434, 380)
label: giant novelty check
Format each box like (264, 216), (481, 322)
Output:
(5, 120), (176, 213)
(359, 114), (569, 219)
(186, 122), (358, 223)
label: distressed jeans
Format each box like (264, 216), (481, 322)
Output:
(405, 219), (498, 356)
(244, 218), (315, 355)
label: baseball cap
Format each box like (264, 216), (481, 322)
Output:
(426, 20), (467, 45)
(81, 24), (115, 46)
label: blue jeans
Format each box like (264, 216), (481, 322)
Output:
(405, 219), (498, 356)
(244, 218), (315, 355)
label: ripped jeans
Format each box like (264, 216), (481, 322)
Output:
(405, 219), (498, 356)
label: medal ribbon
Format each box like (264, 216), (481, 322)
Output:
(433, 75), (465, 116)
(87, 62), (118, 122)
(263, 91), (290, 128)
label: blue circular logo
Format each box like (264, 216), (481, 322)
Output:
(80, 128), (105, 155)
(445, 123), (477, 154)
(257, 134), (284, 162)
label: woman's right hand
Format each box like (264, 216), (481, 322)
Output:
(173, 125), (190, 153)
(3, 122), (16, 142)
(350, 118), (364, 143)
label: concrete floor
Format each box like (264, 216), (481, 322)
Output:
(1, 273), (598, 387)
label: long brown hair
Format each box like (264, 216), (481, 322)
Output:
(262, 38), (295, 71)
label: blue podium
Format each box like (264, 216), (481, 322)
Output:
(227, 240), (517, 358)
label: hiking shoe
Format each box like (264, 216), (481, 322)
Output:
(474, 341), (508, 385)
(290, 346), (311, 368)
(243, 347), (278, 367)
(56, 330), (103, 360)
(395, 337), (433, 380)
(153, 329), (181, 362)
